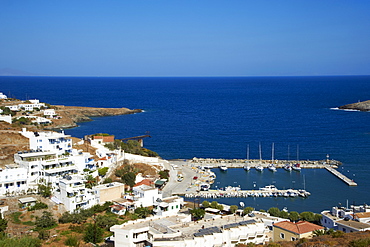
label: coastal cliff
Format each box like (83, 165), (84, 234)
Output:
(49, 105), (142, 128)
(338, 100), (370, 112)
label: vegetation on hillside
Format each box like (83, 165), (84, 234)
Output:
(105, 139), (159, 157)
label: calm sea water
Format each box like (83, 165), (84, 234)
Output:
(1, 76), (370, 213)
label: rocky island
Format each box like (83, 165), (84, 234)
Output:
(338, 100), (370, 112)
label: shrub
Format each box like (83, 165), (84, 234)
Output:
(98, 167), (109, 177)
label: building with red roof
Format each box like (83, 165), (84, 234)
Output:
(273, 220), (324, 241)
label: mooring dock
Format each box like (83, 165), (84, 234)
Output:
(325, 166), (357, 186)
(187, 158), (357, 186)
(182, 187), (311, 199)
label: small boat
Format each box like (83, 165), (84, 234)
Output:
(255, 165), (264, 172)
(268, 143), (277, 172)
(219, 165), (228, 171)
(243, 165), (250, 171)
(292, 163), (301, 171)
(268, 164), (277, 172)
(260, 185), (278, 191)
(284, 164), (292, 172)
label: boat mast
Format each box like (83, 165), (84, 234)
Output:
(259, 142), (262, 162)
(272, 143), (274, 164)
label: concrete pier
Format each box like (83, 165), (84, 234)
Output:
(325, 166), (357, 186)
(190, 157), (341, 169)
(182, 188), (311, 199)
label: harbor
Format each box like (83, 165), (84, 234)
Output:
(165, 157), (357, 201)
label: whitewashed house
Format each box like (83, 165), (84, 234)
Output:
(321, 204), (370, 230)
(5, 105), (19, 111)
(21, 128), (72, 155)
(0, 166), (28, 196)
(0, 93), (7, 99)
(109, 214), (269, 247)
(132, 184), (162, 208)
(43, 109), (56, 118)
(54, 175), (97, 212)
(153, 196), (184, 216)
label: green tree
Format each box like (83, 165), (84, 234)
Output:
(268, 207), (280, 217)
(35, 211), (57, 229)
(158, 170), (170, 180)
(103, 178), (113, 184)
(84, 175), (97, 189)
(230, 205), (238, 214)
(210, 201), (219, 209)
(300, 211), (315, 222)
(83, 222), (104, 244)
(37, 183), (52, 197)
(288, 211), (300, 222)
(37, 229), (49, 240)
(279, 211), (289, 219)
(134, 206), (151, 219)
(95, 214), (119, 230)
(243, 207), (254, 215)
(190, 208), (205, 221)
(121, 172), (136, 188)
(98, 167), (109, 177)
(202, 201), (210, 208)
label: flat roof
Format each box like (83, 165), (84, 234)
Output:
(336, 220), (370, 230)
(93, 182), (124, 190)
(19, 197), (37, 204)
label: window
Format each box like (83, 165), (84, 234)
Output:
(280, 233), (285, 239)
(291, 237), (297, 241)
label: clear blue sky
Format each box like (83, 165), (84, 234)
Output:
(1, 1), (370, 76)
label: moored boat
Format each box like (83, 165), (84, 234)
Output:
(284, 164), (292, 172)
(292, 163), (301, 171)
(255, 165), (264, 172)
(219, 165), (228, 171)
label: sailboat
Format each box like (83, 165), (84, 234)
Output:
(268, 143), (277, 172)
(255, 142), (264, 172)
(284, 144), (292, 172)
(292, 144), (301, 171)
(243, 144), (250, 171)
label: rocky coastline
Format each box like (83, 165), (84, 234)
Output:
(338, 100), (370, 112)
(48, 105), (143, 129)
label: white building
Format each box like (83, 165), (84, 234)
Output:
(19, 99), (45, 111)
(43, 109), (56, 118)
(110, 214), (269, 247)
(0, 166), (28, 196)
(20, 128), (72, 155)
(54, 175), (97, 212)
(321, 204), (370, 230)
(5, 105), (19, 111)
(153, 196), (184, 217)
(0, 93), (7, 99)
(14, 150), (78, 187)
(132, 184), (162, 208)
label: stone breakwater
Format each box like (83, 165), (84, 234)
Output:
(190, 158), (341, 168)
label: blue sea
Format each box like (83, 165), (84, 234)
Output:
(1, 76), (370, 213)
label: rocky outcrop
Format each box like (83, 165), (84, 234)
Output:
(49, 105), (143, 129)
(338, 100), (370, 112)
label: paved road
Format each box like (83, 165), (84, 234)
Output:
(161, 160), (199, 197)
